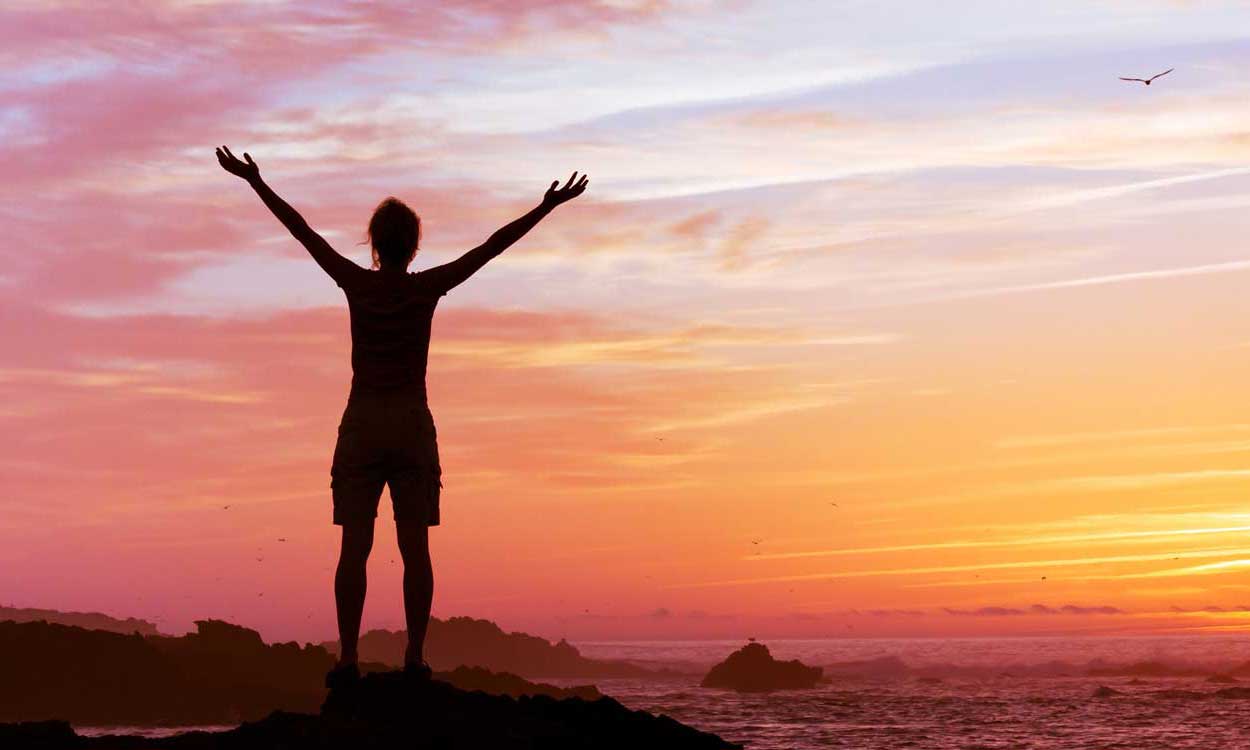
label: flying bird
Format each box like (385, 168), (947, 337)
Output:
(1119, 68), (1173, 86)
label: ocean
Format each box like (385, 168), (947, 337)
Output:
(566, 636), (1250, 749)
(77, 636), (1250, 749)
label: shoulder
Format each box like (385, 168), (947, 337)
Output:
(410, 269), (449, 298)
(335, 261), (372, 291)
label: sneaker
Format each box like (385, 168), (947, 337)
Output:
(403, 660), (433, 682)
(325, 661), (361, 690)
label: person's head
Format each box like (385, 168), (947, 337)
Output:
(366, 197), (421, 270)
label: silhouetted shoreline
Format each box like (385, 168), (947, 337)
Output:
(0, 670), (738, 749)
(0, 619), (601, 726)
(321, 616), (679, 678)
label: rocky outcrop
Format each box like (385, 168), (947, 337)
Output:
(0, 671), (739, 749)
(700, 642), (822, 692)
(325, 616), (660, 678)
(429, 665), (601, 701)
(0, 605), (160, 635)
(0, 619), (606, 726)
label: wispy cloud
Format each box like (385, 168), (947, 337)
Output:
(671, 548), (1250, 589)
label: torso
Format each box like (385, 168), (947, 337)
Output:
(339, 268), (443, 399)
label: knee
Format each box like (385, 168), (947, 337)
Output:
(338, 525), (375, 569)
(396, 524), (429, 563)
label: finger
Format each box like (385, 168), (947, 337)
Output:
(549, 180), (558, 191)
(563, 172), (578, 190)
(243, 152), (255, 165)
(223, 145), (236, 160)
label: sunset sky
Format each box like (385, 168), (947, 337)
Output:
(6, 0), (1250, 643)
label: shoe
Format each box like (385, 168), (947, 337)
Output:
(403, 660), (433, 682)
(325, 661), (360, 690)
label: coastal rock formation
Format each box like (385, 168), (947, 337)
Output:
(0, 605), (160, 635)
(700, 642), (822, 692)
(408, 665), (600, 701)
(0, 671), (739, 749)
(0, 619), (605, 725)
(324, 616), (662, 678)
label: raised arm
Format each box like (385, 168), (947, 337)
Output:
(216, 145), (360, 286)
(420, 172), (589, 295)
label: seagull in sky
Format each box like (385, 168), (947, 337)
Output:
(1119, 68), (1173, 86)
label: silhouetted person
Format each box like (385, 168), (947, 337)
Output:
(217, 146), (588, 687)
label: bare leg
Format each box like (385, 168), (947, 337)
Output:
(396, 519), (433, 666)
(335, 519), (375, 666)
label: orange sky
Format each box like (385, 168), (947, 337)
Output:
(5, 1), (1250, 642)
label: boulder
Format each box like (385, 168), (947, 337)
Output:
(700, 642), (822, 692)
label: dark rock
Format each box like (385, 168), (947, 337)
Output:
(700, 642), (822, 692)
(0, 671), (739, 749)
(0, 720), (79, 749)
(1091, 685), (1122, 698)
(430, 665), (601, 701)
(0, 606), (160, 636)
(324, 616), (664, 678)
(1214, 686), (1250, 699)
(1206, 673), (1237, 684)
(0, 619), (606, 726)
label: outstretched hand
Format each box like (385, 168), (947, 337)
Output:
(216, 145), (260, 181)
(543, 172), (589, 208)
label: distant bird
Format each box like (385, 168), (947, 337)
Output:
(1119, 68), (1173, 86)
(222, 505), (230, 510)
(1041, 576), (1047, 580)
(828, 502), (839, 508)
(277, 537), (287, 542)
(751, 539), (762, 545)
